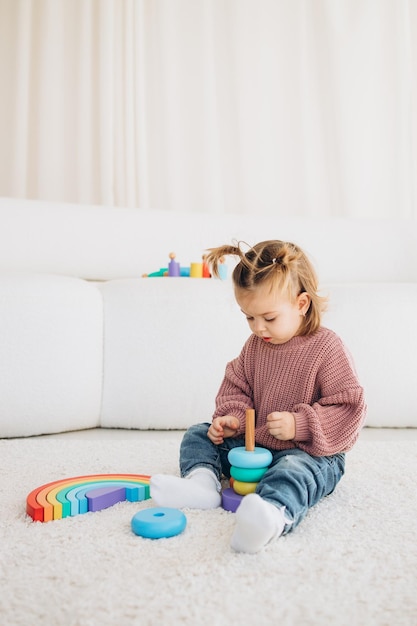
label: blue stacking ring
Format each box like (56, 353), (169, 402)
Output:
(131, 507), (187, 539)
(228, 446), (273, 469)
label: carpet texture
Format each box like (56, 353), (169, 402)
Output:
(0, 436), (416, 626)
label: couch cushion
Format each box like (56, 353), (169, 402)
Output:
(0, 274), (103, 437)
(323, 283), (417, 427)
(100, 279), (417, 431)
(99, 278), (249, 430)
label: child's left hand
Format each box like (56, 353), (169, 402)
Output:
(266, 411), (296, 441)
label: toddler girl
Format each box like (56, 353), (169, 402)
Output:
(151, 240), (366, 553)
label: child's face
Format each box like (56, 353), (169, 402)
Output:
(235, 283), (309, 345)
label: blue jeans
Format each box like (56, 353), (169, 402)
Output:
(180, 423), (345, 534)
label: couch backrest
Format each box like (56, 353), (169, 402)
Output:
(1, 197), (416, 282)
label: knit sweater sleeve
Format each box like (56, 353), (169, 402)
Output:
(290, 335), (366, 455)
(212, 340), (253, 432)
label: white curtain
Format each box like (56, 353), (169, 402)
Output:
(0, 0), (416, 218)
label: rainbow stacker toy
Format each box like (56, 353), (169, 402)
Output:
(222, 409), (272, 513)
(26, 474), (151, 522)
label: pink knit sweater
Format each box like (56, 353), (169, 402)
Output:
(213, 327), (366, 456)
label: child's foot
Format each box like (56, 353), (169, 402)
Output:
(231, 493), (287, 554)
(150, 468), (221, 509)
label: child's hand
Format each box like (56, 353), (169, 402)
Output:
(208, 416), (240, 444)
(267, 411), (296, 441)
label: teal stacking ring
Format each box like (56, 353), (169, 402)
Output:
(131, 507), (187, 539)
(228, 446), (273, 469)
(230, 465), (268, 482)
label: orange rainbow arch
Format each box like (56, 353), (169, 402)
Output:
(26, 473), (151, 522)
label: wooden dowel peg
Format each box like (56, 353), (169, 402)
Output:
(245, 408), (255, 452)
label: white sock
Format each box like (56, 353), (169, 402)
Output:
(150, 468), (221, 510)
(230, 493), (287, 554)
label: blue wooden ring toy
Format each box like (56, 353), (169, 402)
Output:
(230, 465), (268, 482)
(131, 507), (186, 539)
(221, 487), (243, 513)
(228, 446), (272, 469)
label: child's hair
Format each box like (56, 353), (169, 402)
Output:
(205, 240), (327, 335)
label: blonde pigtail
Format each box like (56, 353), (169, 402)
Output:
(205, 244), (243, 278)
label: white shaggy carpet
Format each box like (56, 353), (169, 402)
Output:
(0, 436), (416, 626)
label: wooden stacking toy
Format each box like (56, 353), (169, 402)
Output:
(26, 474), (151, 522)
(221, 409), (272, 512)
(142, 252), (227, 279)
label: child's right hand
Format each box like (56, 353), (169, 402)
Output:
(208, 416), (240, 445)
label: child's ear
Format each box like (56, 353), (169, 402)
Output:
(298, 292), (311, 314)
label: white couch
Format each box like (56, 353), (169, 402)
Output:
(1, 197), (416, 438)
